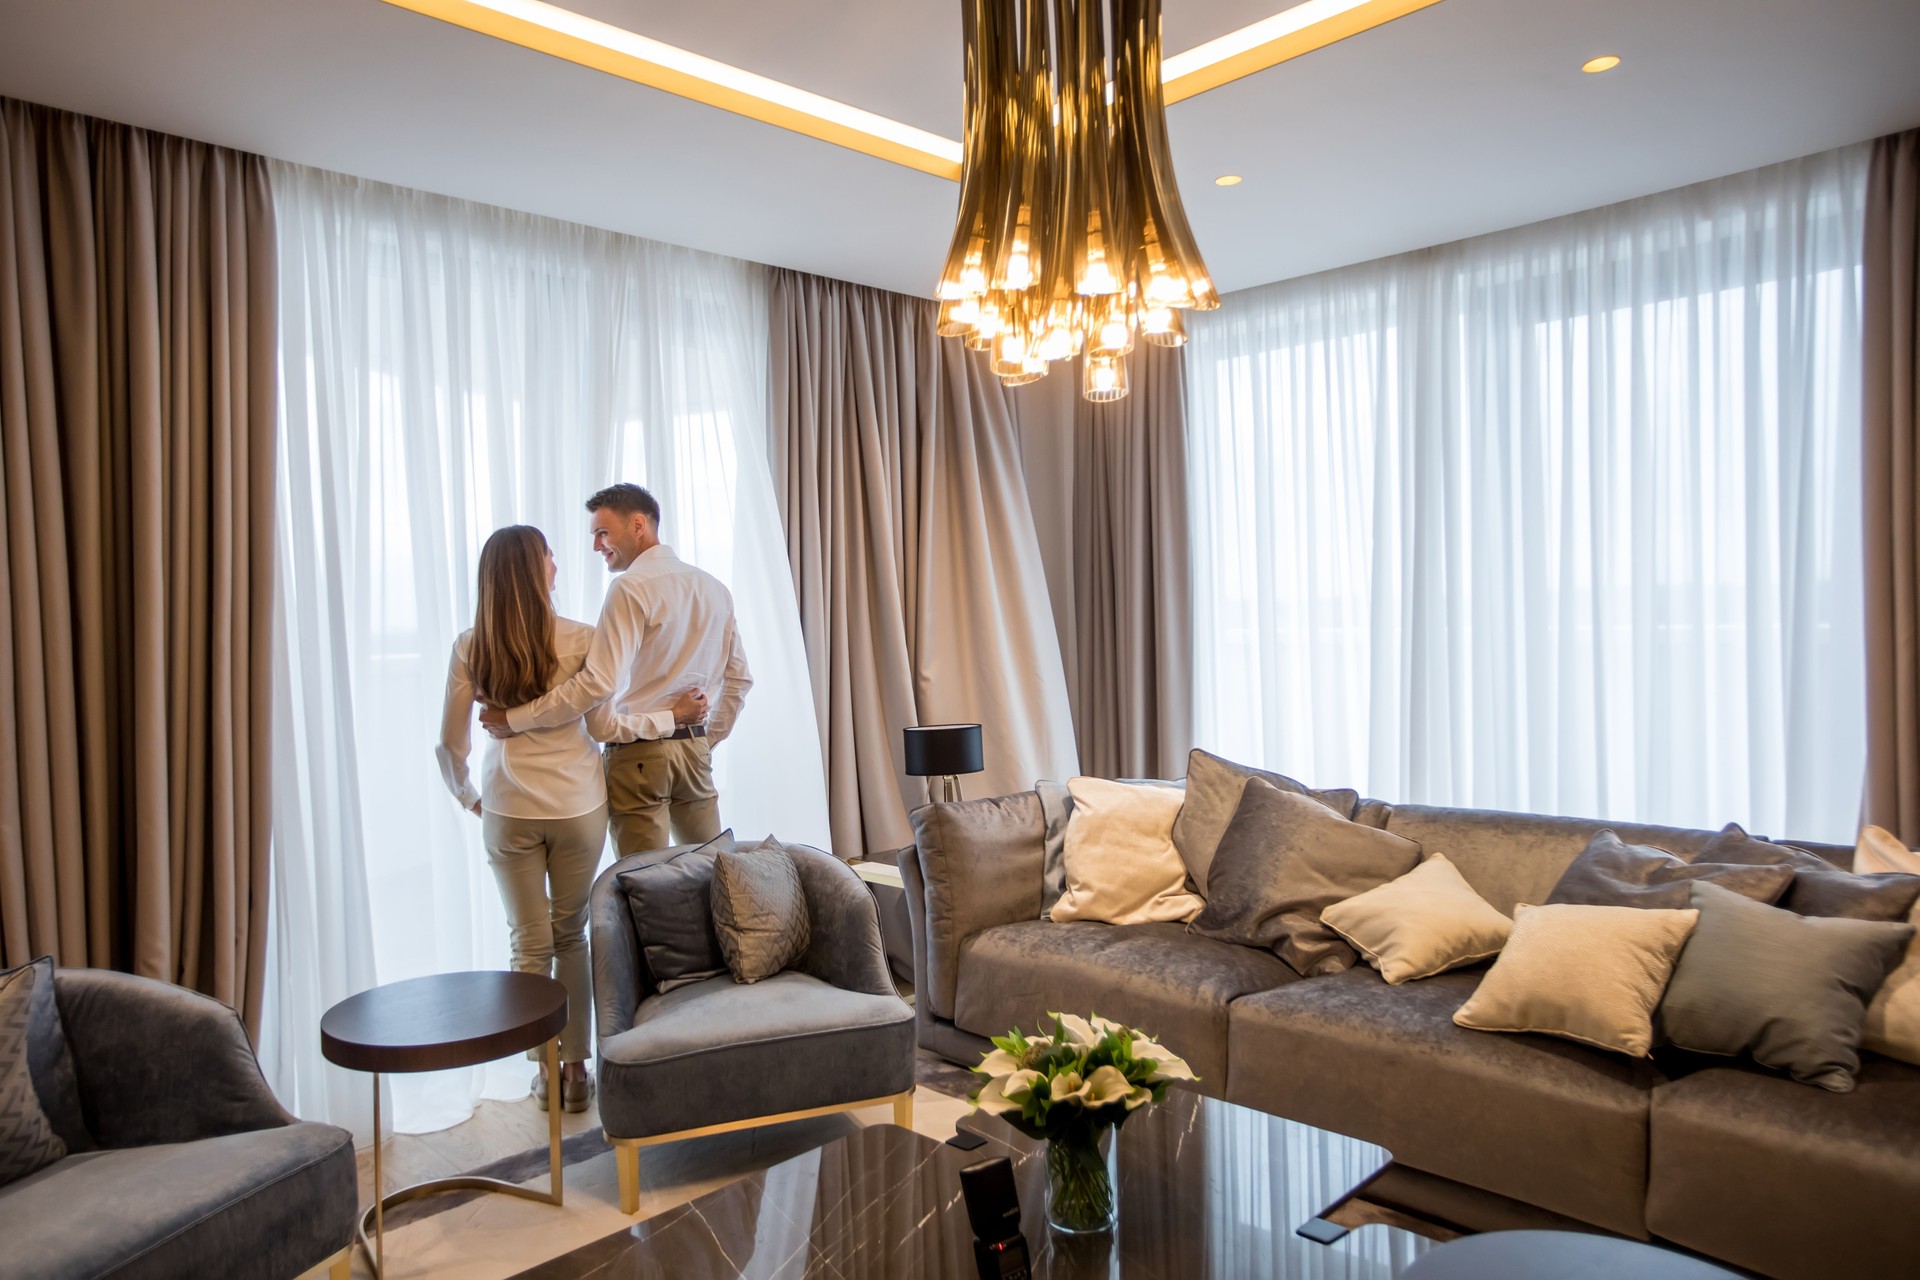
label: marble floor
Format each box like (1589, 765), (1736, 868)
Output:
(345, 1074), (975, 1280)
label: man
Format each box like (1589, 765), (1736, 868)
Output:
(481, 483), (752, 856)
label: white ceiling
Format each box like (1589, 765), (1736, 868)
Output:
(2, 0), (1918, 297)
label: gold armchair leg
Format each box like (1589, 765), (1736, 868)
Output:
(892, 1091), (914, 1130)
(616, 1141), (641, 1215)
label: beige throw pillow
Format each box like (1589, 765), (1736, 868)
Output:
(1323, 854), (1513, 984)
(1858, 825), (1920, 1064)
(1052, 777), (1203, 926)
(1453, 902), (1699, 1057)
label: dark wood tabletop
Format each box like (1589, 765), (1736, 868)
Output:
(320, 971), (568, 1074)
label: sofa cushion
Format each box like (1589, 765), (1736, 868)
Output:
(1694, 824), (1920, 922)
(598, 971), (914, 1140)
(1382, 806), (1724, 917)
(1545, 831), (1794, 910)
(1647, 1056), (1920, 1280)
(1172, 748), (1360, 895)
(0, 963), (66, 1187)
(950, 921), (1299, 1091)
(1192, 778), (1422, 977)
(616, 833), (731, 993)
(1052, 777), (1202, 926)
(1322, 854), (1513, 984)
(0, 1121), (355, 1280)
(911, 792), (1047, 1021)
(1226, 967), (1659, 1237)
(711, 838), (812, 984)
(1, 958), (88, 1153)
(1656, 880), (1912, 1092)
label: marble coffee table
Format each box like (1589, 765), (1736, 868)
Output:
(512, 1089), (1431, 1278)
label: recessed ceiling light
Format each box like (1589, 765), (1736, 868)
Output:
(1581, 54), (1622, 74)
(1215, 174), (1244, 187)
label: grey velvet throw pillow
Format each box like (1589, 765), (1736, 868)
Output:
(1191, 777), (1421, 977)
(1545, 831), (1795, 911)
(711, 838), (813, 985)
(0, 964), (68, 1187)
(1694, 824), (1920, 922)
(1, 957), (89, 1153)
(618, 831), (734, 993)
(1656, 880), (1914, 1092)
(1172, 748), (1361, 897)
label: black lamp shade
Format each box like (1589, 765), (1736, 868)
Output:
(903, 724), (984, 777)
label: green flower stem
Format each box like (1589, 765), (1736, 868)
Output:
(1045, 1124), (1114, 1233)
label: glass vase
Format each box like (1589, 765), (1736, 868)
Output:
(1044, 1122), (1116, 1234)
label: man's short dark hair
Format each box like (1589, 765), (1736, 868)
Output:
(585, 483), (660, 526)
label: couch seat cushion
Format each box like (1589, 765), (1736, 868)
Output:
(598, 971), (913, 1140)
(950, 921), (1299, 1092)
(1647, 1056), (1920, 1280)
(0, 1122), (354, 1280)
(1226, 967), (1658, 1237)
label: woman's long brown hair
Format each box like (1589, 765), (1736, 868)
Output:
(469, 525), (557, 710)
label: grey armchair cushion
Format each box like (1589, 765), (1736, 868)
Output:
(1656, 880), (1913, 1092)
(786, 846), (896, 997)
(1545, 831), (1796, 910)
(1172, 748), (1360, 896)
(1, 964), (67, 1187)
(1694, 824), (1920, 921)
(597, 971), (913, 1140)
(53, 970), (291, 1146)
(0, 1120), (356, 1280)
(712, 838), (812, 984)
(1191, 778), (1422, 977)
(910, 791), (1047, 1020)
(2, 957), (88, 1152)
(617, 831), (732, 992)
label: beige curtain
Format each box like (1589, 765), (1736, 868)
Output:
(1015, 343), (1193, 779)
(0, 97), (276, 1032)
(768, 269), (1078, 856)
(1865, 128), (1920, 846)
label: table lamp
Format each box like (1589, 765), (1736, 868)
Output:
(904, 724), (984, 803)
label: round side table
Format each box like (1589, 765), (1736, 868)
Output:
(321, 971), (569, 1278)
(1402, 1230), (1742, 1278)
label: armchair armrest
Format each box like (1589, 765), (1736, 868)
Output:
(908, 792), (1047, 1021)
(788, 845), (895, 996)
(54, 969), (292, 1147)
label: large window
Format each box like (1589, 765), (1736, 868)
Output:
(1187, 145), (1869, 842)
(261, 166), (825, 1134)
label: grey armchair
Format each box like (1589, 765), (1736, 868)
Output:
(0, 968), (357, 1280)
(589, 841), (916, 1214)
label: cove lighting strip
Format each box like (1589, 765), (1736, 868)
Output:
(381, 0), (1442, 181)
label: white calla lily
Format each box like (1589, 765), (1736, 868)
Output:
(1082, 1065), (1133, 1107)
(1130, 1038), (1196, 1082)
(976, 1047), (1025, 1077)
(1052, 1013), (1099, 1047)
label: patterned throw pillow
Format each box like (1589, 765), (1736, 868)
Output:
(0, 965), (67, 1187)
(711, 838), (812, 984)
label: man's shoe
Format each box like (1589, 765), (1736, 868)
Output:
(563, 1073), (595, 1114)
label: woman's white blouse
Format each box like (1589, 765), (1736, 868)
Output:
(435, 618), (628, 820)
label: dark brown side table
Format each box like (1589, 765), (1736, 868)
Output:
(321, 970), (569, 1278)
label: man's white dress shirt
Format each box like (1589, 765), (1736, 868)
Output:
(506, 544), (752, 743)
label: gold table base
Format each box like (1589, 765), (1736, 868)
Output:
(361, 1038), (564, 1279)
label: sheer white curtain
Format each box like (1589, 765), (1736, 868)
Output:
(259, 163), (827, 1135)
(1188, 145), (1869, 843)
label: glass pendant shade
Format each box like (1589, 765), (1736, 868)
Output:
(935, 0), (1216, 401)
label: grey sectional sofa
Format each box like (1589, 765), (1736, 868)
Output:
(0, 969), (357, 1280)
(899, 790), (1920, 1280)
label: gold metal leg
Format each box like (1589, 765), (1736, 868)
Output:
(616, 1141), (641, 1215)
(355, 1048), (567, 1274)
(893, 1091), (914, 1130)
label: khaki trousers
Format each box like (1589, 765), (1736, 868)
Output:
(603, 737), (722, 856)
(482, 805), (608, 1063)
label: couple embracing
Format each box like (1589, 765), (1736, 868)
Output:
(435, 483), (751, 1114)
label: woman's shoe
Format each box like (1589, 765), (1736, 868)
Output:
(563, 1073), (595, 1114)
(531, 1071), (550, 1112)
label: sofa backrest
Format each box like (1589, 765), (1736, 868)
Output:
(1382, 805), (1853, 916)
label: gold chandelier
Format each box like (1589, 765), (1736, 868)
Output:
(936, 0), (1218, 402)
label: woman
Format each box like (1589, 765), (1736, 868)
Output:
(434, 525), (630, 1112)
